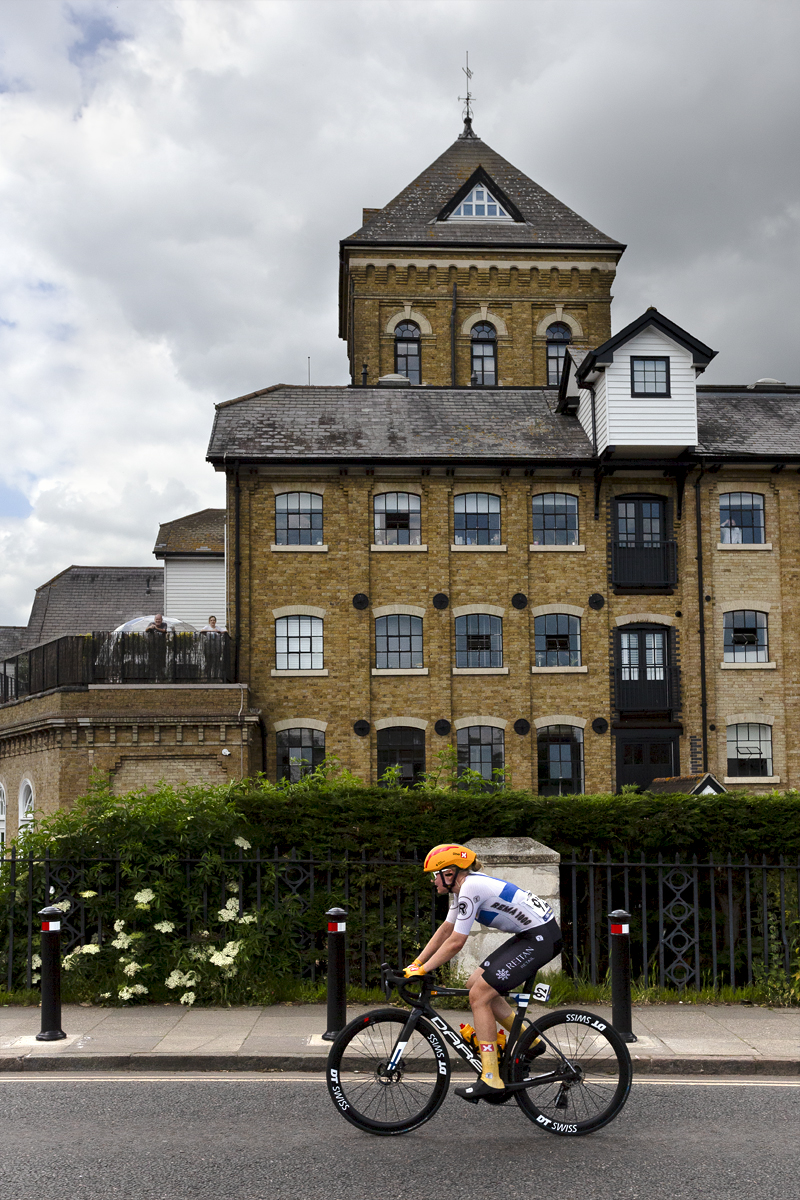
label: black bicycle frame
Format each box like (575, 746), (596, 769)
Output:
(380, 965), (578, 1093)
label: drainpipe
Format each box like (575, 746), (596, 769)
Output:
(694, 465), (709, 772)
(450, 283), (457, 387)
(234, 461), (241, 684)
(257, 715), (268, 775)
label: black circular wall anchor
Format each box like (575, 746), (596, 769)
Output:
(353, 720), (370, 737)
(674, 610), (683, 618)
(592, 717), (609, 735)
(513, 718), (531, 736)
(709, 723), (716, 731)
(432, 593), (449, 610)
(588, 593), (605, 610)
(352, 593), (369, 610)
(511, 593), (528, 610)
(434, 719), (451, 736)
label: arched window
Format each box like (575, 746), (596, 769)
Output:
(719, 493), (765, 544)
(455, 614), (503, 668)
(374, 493), (422, 546)
(453, 493), (501, 545)
(377, 726), (425, 786)
(532, 493), (579, 546)
(394, 321), (421, 385)
(276, 728), (325, 782)
(18, 779), (34, 832)
(275, 616), (323, 670)
(457, 725), (504, 784)
(534, 614), (581, 667)
(724, 611), (769, 663)
(0, 783), (6, 847)
(537, 726), (584, 795)
(727, 723), (772, 777)
(275, 492), (324, 546)
(471, 322), (497, 386)
(546, 322), (571, 387)
(375, 615), (424, 669)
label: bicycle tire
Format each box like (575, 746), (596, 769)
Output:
(326, 1007), (451, 1135)
(509, 1008), (632, 1136)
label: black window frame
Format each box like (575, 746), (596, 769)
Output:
(546, 322), (572, 387)
(470, 322), (497, 387)
(532, 492), (579, 546)
(375, 614), (424, 670)
(719, 492), (766, 545)
(453, 492), (501, 546)
(275, 615), (324, 671)
(723, 610), (769, 663)
(276, 727), (325, 782)
(274, 491), (324, 546)
(534, 613), (581, 667)
(394, 321), (421, 385)
(630, 356), (671, 397)
(373, 492), (422, 546)
(454, 613), (503, 668)
(377, 726), (425, 786)
(456, 725), (504, 786)
(537, 724), (584, 796)
(726, 722), (773, 778)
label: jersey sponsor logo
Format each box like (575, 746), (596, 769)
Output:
(455, 895), (476, 923)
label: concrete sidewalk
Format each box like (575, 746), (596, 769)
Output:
(1, 1002), (799, 1074)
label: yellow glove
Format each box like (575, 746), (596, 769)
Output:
(403, 961), (427, 978)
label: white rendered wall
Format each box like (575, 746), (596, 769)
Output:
(163, 558), (226, 629)
(600, 329), (698, 453)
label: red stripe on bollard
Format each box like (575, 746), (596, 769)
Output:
(41, 921), (61, 932)
(610, 923), (629, 935)
(327, 921), (346, 932)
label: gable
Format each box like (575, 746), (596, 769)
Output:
(438, 166), (521, 223)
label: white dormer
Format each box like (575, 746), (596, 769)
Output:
(560, 309), (716, 458)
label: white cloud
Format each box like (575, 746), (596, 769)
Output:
(1, 0), (799, 622)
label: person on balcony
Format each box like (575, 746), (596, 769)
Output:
(145, 614), (169, 633)
(200, 615), (223, 633)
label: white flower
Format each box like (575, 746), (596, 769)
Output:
(100, 993), (111, 999)
(111, 934), (132, 950)
(133, 889), (156, 904)
(222, 940), (242, 958)
(81, 944), (100, 956)
(131, 984), (148, 995)
(208, 951), (235, 968)
(53, 900), (71, 913)
(226, 882), (239, 893)
(113, 919), (126, 933)
(187, 947), (206, 961)
(217, 899), (239, 922)
(234, 837), (251, 850)
(79, 890), (98, 898)
(31, 954), (42, 969)
(237, 914), (256, 925)
(122, 962), (142, 977)
(153, 921), (175, 933)
(62, 951), (80, 972)
(118, 987), (134, 1001)
(32, 972), (41, 984)
(180, 991), (196, 1005)
(165, 969), (197, 989)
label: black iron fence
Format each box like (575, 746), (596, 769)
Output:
(2, 848), (798, 993)
(0, 631), (233, 702)
(611, 540), (678, 588)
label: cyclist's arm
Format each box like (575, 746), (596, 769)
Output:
(419, 926), (468, 973)
(414, 918), (464, 967)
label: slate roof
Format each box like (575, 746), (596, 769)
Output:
(344, 127), (623, 250)
(208, 385), (595, 464)
(153, 508), (225, 558)
(696, 387), (800, 457)
(0, 627), (27, 660)
(5, 566), (165, 654)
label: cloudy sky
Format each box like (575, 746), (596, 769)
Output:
(1, 0), (798, 626)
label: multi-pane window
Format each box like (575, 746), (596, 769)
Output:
(532, 493), (579, 545)
(455, 614), (503, 668)
(377, 727), (425, 786)
(719, 493), (765, 544)
(723, 611), (769, 663)
(453, 493), (501, 545)
(631, 356), (670, 396)
(450, 185), (511, 220)
(537, 726), (584, 796)
(18, 780), (34, 831)
(457, 725), (504, 783)
(276, 728), (325, 782)
(471, 323), (497, 386)
(374, 493), (422, 546)
(394, 321), (421, 385)
(616, 498), (664, 546)
(275, 493), (324, 546)
(375, 615), (424, 669)
(619, 629), (665, 680)
(727, 723), (773, 777)
(546, 322), (571, 387)
(534, 614), (581, 667)
(275, 616), (323, 670)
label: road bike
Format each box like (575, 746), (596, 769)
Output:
(326, 964), (632, 1137)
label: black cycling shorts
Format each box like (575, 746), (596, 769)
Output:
(479, 919), (563, 994)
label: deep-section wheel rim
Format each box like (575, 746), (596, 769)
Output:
(326, 1008), (450, 1135)
(510, 1008), (632, 1135)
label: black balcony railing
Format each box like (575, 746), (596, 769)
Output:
(611, 540), (678, 588)
(614, 665), (680, 715)
(0, 631), (233, 703)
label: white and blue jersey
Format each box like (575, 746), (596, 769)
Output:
(446, 872), (554, 936)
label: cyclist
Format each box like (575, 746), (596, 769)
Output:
(404, 843), (562, 1104)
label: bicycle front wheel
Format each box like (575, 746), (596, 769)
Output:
(326, 1007), (451, 1135)
(510, 1008), (632, 1135)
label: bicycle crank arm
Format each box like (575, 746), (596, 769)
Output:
(502, 1071), (576, 1094)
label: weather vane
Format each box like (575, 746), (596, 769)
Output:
(459, 51), (475, 125)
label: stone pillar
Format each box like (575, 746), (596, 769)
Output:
(454, 837), (561, 977)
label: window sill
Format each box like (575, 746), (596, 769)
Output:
(371, 667), (429, 675)
(371, 544), (428, 552)
(450, 544), (507, 553)
(716, 543), (772, 551)
(724, 776), (780, 784)
(270, 544), (328, 552)
(531, 665), (588, 674)
(452, 667), (509, 675)
(529, 544), (585, 553)
(719, 661), (777, 670)
(271, 669), (329, 677)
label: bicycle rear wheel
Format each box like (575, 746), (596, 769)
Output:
(510, 1009), (632, 1135)
(326, 1007), (451, 1135)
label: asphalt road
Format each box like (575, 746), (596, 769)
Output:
(0, 1074), (798, 1200)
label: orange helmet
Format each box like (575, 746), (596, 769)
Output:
(423, 843), (476, 873)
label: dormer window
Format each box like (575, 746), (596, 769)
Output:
(631, 356), (670, 396)
(449, 185), (511, 220)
